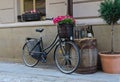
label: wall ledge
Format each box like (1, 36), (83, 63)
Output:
(76, 18), (106, 25)
(1, 18), (119, 28)
(0, 20), (54, 28)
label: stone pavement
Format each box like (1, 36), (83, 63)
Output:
(0, 62), (119, 82)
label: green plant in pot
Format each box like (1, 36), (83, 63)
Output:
(98, 0), (120, 74)
(53, 16), (75, 39)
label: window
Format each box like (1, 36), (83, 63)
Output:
(23, 0), (45, 16)
(24, 0), (33, 12)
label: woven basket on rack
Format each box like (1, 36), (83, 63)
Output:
(57, 24), (74, 39)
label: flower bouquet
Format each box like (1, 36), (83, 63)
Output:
(53, 16), (76, 39)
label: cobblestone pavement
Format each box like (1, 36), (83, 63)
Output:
(0, 62), (119, 82)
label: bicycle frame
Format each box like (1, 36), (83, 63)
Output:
(23, 28), (80, 74)
(27, 34), (60, 55)
(43, 34), (60, 54)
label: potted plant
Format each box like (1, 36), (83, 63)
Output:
(98, 0), (120, 74)
(53, 16), (75, 39)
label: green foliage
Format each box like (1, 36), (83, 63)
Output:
(58, 18), (74, 25)
(98, 0), (120, 25)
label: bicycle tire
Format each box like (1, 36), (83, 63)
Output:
(54, 41), (80, 74)
(22, 42), (39, 67)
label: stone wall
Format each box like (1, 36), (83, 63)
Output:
(93, 25), (120, 52)
(0, 25), (57, 64)
(0, 24), (120, 64)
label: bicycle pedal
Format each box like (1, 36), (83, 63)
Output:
(41, 59), (47, 63)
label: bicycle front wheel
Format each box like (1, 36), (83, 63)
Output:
(54, 41), (80, 74)
(22, 42), (39, 67)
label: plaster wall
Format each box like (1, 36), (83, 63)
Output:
(0, 25), (120, 64)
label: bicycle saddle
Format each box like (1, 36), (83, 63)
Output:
(36, 29), (44, 33)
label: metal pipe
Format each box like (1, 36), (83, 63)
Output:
(67, 0), (73, 16)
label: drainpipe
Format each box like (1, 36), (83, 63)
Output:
(67, 0), (73, 16)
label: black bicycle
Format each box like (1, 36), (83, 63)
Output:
(22, 28), (80, 74)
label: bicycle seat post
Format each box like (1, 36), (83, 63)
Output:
(36, 28), (44, 38)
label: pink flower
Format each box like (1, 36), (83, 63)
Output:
(53, 15), (75, 25)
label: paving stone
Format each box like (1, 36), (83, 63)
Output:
(0, 63), (119, 82)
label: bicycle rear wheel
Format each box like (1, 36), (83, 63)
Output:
(22, 42), (39, 67)
(54, 41), (80, 74)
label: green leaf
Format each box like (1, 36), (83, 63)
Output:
(98, 0), (120, 25)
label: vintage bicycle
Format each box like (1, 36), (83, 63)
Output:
(22, 24), (80, 74)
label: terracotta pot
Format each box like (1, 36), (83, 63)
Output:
(99, 52), (120, 74)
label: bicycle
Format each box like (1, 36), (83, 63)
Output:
(22, 27), (80, 74)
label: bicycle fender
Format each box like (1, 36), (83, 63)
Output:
(22, 42), (28, 50)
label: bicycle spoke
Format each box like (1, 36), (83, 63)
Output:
(54, 41), (80, 74)
(22, 41), (39, 67)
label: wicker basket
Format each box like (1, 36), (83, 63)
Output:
(57, 24), (74, 39)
